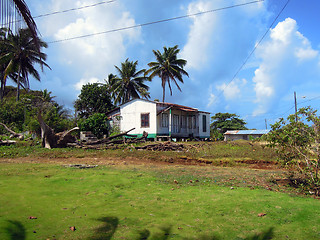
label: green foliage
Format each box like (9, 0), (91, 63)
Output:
(210, 129), (224, 141)
(109, 59), (150, 105)
(78, 113), (110, 138)
(266, 107), (320, 194)
(109, 124), (121, 137)
(145, 45), (188, 102)
(74, 83), (113, 118)
(0, 87), (73, 136)
(0, 28), (50, 101)
(0, 98), (25, 132)
(210, 112), (248, 140)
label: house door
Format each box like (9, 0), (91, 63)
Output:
(172, 114), (180, 133)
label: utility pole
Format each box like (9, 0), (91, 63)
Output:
(294, 91), (298, 122)
(265, 119), (268, 129)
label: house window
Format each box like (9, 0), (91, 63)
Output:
(193, 116), (197, 129)
(202, 115), (207, 132)
(141, 113), (150, 128)
(161, 113), (168, 127)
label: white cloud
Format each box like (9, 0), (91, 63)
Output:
(207, 85), (216, 107)
(38, 0), (141, 95)
(74, 77), (100, 91)
(295, 48), (318, 61)
(181, 0), (268, 72)
(216, 78), (247, 100)
(180, 1), (217, 70)
(252, 17), (319, 115)
(294, 32), (318, 61)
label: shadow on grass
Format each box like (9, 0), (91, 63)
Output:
(89, 216), (273, 240)
(136, 225), (171, 240)
(136, 226), (274, 240)
(4, 220), (26, 240)
(90, 216), (119, 240)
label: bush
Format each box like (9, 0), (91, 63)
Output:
(266, 107), (320, 195)
(78, 113), (110, 139)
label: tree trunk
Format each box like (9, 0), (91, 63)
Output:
(162, 78), (166, 102)
(37, 112), (79, 149)
(0, 80), (4, 101)
(37, 112), (57, 149)
(16, 67), (22, 101)
(0, 72), (6, 101)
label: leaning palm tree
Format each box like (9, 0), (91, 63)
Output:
(110, 59), (150, 105)
(0, 28), (50, 101)
(145, 45), (189, 102)
(0, 0), (40, 52)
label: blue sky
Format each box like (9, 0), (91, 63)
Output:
(16, 0), (320, 129)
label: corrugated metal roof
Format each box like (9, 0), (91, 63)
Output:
(157, 102), (198, 111)
(107, 99), (210, 116)
(224, 130), (270, 135)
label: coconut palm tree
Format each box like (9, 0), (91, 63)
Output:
(0, 28), (50, 101)
(0, 0), (40, 52)
(110, 59), (150, 105)
(145, 45), (189, 102)
(0, 28), (8, 100)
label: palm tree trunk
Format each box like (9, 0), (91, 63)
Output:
(0, 76), (5, 101)
(162, 78), (166, 102)
(16, 66), (22, 101)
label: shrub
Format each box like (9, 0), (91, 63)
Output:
(78, 113), (110, 139)
(266, 107), (320, 195)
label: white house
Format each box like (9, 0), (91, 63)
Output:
(106, 99), (210, 140)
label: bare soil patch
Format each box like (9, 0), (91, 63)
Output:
(0, 155), (280, 170)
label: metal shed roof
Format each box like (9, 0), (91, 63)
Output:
(224, 130), (270, 135)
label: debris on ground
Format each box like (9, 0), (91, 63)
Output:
(135, 142), (186, 151)
(64, 164), (98, 169)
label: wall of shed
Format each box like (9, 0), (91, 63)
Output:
(224, 134), (264, 141)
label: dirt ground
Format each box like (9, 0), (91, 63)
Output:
(0, 155), (280, 170)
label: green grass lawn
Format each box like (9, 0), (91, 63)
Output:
(0, 163), (319, 240)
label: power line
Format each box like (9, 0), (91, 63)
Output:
(216, 0), (290, 99)
(242, 95), (320, 121)
(34, 0), (117, 19)
(2, 0), (117, 26)
(48, 0), (264, 44)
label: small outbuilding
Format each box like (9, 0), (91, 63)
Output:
(224, 130), (270, 141)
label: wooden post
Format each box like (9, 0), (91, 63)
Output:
(169, 108), (172, 139)
(294, 91), (298, 122)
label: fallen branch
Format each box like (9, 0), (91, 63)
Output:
(0, 122), (24, 139)
(0, 140), (16, 146)
(84, 128), (136, 145)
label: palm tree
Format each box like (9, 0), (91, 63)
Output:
(41, 89), (56, 103)
(0, 0), (40, 52)
(0, 28), (8, 100)
(145, 45), (189, 102)
(0, 28), (50, 101)
(110, 59), (150, 105)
